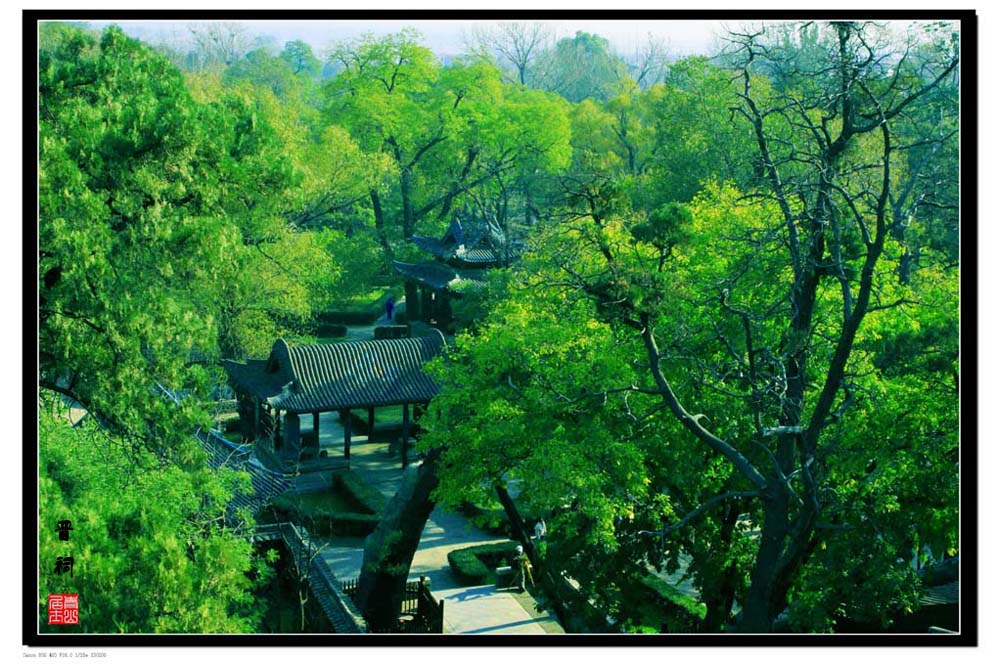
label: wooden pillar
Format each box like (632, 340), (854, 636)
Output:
(313, 412), (320, 436)
(342, 409), (351, 460)
(285, 412), (301, 459)
(253, 400), (260, 440)
(422, 288), (434, 323)
(275, 409), (282, 449)
(405, 280), (421, 323)
(402, 403), (410, 468)
(368, 406), (375, 436)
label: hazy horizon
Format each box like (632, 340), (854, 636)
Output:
(82, 18), (732, 60)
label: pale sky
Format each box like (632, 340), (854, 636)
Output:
(85, 18), (731, 59)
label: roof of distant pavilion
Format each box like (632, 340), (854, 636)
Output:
(392, 260), (488, 291)
(407, 215), (506, 267)
(221, 334), (445, 413)
(410, 234), (498, 266)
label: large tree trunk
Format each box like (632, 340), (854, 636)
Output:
(738, 488), (790, 632)
(396, 166), (423, 323)
(701, 501), (742, 631)
(370, 189), (394, 263)
(355, 449), (441, 631)
(738, 482), (818, 632)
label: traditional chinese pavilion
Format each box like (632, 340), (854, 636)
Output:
(222, 333), (445, 469)
(393, 214), (509, 329)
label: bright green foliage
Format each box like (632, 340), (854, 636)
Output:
(423, 20), (961, 631)
(38, 407), (270, 633)
(195, 54), (386, 308)
(293, 125), (390, 229)
(40, 24), (346, 425)
(422, 243), (662, 615)
(567, 57), (757, 219)
(36, 19), (961, 635)
(425, 167), (958, 630)
(425, 288), (647, 541)
(224, 47), (304, 98)
(39, 24), (255, 460)
(784, 264), (959, 630)
(639, 57), (757, 204)
(324, 30), (572, 264)
(215, 227), (340, 357)
(325, 29), (440, 151)
(36, 24), (312, 632)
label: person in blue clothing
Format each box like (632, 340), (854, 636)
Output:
(385, 296), (395, 322)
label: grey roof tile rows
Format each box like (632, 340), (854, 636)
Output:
(194, 429), (291, 513)
(454, 246), (498, 264)
(220, 358), (282, 400)
(410, 234), (498, 265)
(920, 580), (959, 607)
(392, 260), (488, 291)
(223, 334), (446, 414)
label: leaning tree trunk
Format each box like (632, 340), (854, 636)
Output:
(355, 449), (441, 631)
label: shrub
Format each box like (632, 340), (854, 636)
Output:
(315, 293), (386, 325)
(447, 541), (519, 585)
(374, 325), (408, 340)
(315, 323), (348, 338)
(313, 510), (380, 537)
(458, 502), (510, 536)
(458, 502), (541, 538)
(634, 574), (707, 633)
(267, 472), (386, 537)
(335, 470), (387, 514)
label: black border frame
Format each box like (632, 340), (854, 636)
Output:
(23, 7), (978, 648)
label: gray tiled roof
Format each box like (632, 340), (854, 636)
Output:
(454, 246), (498, 264)
(920, 581), (959, 607)
(410, 234), (498, 265)
(392, 260), (487, 291)
(222, 334), (445, 413)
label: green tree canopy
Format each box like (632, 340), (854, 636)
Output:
(38, 405), (271, 633)
(423, 20), (960, 633)
(281, 39), (322, 78)
(539, 31), (629, 103)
